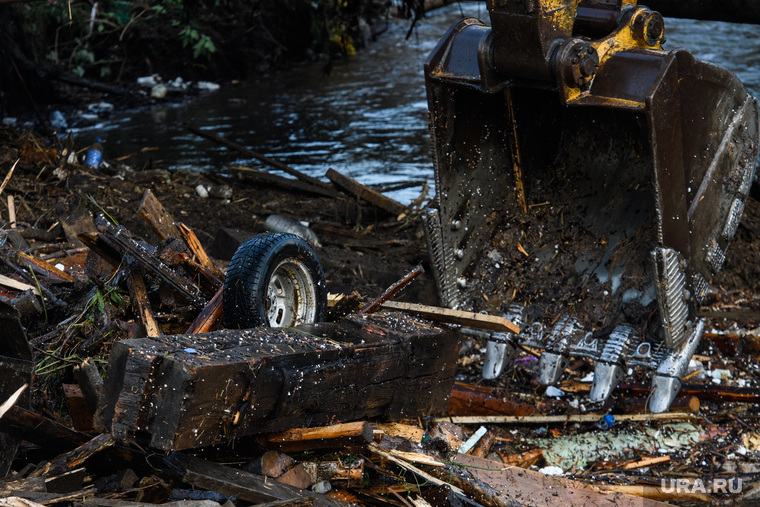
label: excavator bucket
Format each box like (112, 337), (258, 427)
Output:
(423, 0), (759, 412)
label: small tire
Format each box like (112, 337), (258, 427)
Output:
(223, 233), (327, 329)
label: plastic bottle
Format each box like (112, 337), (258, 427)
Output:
(264, 214), (321, 248)
(595, 414), (616, 430)
(84, 138), (104, 170)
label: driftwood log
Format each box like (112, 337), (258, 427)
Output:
(97, 313), (459, 451)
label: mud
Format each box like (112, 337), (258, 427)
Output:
(464, 109), (662, 338)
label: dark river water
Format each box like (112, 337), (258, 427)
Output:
(76, 3), (760, 204)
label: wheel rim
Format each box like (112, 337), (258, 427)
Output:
(265, 258), (318, 327)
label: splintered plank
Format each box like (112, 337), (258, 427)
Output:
(445, 453), (670, 507)
(326, 169), (406, 216)
(16, 252), (76, 282)
(447, 382), (558, 416)
(100, 313), (458, 451)
(258, 421), (375, 453)
(186, 286), (223, 334)
(126, 269), (161, 337)
(96, 215), (207, 308)
(380, 301), (520, 333)
(176, 223), (225, 281)
(165, 452), (348, 506)
(28, 433), (113, 479)
(137, 189), (180, 241)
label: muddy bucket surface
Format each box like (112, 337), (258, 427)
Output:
(423, 0), (760, 411)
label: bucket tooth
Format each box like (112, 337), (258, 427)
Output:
(537, 315), (582, 386)
(590, 363), (625, 402)
(538, 351), (570, 386)
(650, 376), (682, 414)
(649, 320), (705, 413)
(483, 341), (516, 380)
(589, 324), (635, 402)
(482, 305), (525, 380)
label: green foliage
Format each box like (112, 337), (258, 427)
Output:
(7, 0), (381, 81)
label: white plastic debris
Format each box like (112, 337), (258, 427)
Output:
(137, 75), (159, 87)
(458, 426), (488, 454)
(580, 372), (594, 383)
(710, 369), (732, 384)
(54, 263), (65, 272)
(197, 81), (221, 92)
(539, 466), (564, 476)
(312, 480), (331, 494)
(87, 101), (114, 113)
(195, 185), (209, 198)
(169, 77), (188, 89)
(151, 84), (168, 99)
(49, 110), (68, 130)
(545, 386), (566, 398)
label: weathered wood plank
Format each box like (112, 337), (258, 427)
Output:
(28, 433), (113, 479)
(186, 286), (223, 334)
(445, 453), (670, 507)
(137, 189), (180, 241)
(126, 269), (161, 337)
(230, 165), (341, 199)
(326, 169), (406, 215)
(447, 382), (558, 416)
(165, 452), (348, 506)
(16, 252), (76, 282)
(100, 314), (458, 451)
(176, 223), (224, 281)
(0, 406), (91, 453)
(96, 215), (207, 309)
(381, 301), (520, 333)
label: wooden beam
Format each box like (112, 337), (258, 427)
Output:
(96, 215), (207, 308)
(137, 189), (180, 241)
(622, 455), (671, 470)
(381, 301), (520, 333)
(326, 169), (406, 216)
(596, 484), (710, 503)
(184, 124), (331, 191)
(0, 406), (90, 454)
(100, 314), (458, 450)
(28, 433), (113, 478)
(618, 382), (760, 404)
(230, 165), (341, 199)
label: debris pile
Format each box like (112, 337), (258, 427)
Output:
(1, 126), (760, 507)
